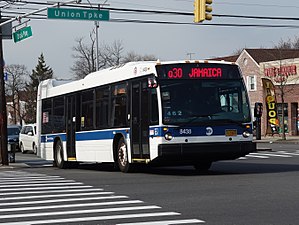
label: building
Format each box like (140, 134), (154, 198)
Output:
(212, 49), (299, 136)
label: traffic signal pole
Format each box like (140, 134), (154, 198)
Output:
(0, 0), (82, 165)
(0, 10), (8, 166)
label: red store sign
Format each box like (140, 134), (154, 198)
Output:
(264, 65), (297, 77)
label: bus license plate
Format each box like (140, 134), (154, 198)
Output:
(225, 129), (237, 136)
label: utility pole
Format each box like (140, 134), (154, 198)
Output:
(95, 21), (99, 71)
(187, 53), (195, 60)
(0, 10), (8, 166)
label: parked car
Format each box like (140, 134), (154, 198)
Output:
(7, 125), (22, 151)
(19, 123), (37, 154)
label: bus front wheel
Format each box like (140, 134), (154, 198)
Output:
(194, 161), (212, 172)
(117, 137), (131, 173)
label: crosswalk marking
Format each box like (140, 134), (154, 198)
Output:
(0, 205), (162, 219)
(251, 152), (292, 158)
(0, 185), (93, 192)
(0, 195), (129, 206)
(239, 150), (299, 160)
(117, 219), (205, 225)
(246, 154), (269, 159)
(1, 191), (115, 200)
(0, 171), (205, 225)
(0, 188), (104, 196)
(0, 200), (144, 212)
(0, 212), (181, 225)
(276, 151), (299, 156)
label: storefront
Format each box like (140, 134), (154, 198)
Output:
(213, 48), (299, 136)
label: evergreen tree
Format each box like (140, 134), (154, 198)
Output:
(24, 53), (53, 123)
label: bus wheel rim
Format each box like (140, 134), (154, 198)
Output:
(118, 143), (127, 167)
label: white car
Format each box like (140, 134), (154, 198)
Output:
(19, 124), (37, 154)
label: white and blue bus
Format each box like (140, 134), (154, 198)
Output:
(36, 60), (256, 172)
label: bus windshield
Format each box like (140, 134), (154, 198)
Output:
(159, 79), (251, 125)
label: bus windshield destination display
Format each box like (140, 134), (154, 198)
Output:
(156, 63), (240, 80)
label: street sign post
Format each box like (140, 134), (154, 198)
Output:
(47, 8), (110, 21)
(13, 26), (32, 43)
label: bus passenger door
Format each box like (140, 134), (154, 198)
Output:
(131, 80), (150, 160)
(66, 95), (77, 159)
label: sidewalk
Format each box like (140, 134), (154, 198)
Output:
(254, 135), (299, 144)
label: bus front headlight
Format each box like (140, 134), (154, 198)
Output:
(164, 132), (173, 141)
(242, 131), (251, 138)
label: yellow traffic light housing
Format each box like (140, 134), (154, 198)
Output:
(194, 0), (212, 23)
(205, 0), (212, 21)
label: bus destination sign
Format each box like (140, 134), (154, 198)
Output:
(156, 63), (240, 80)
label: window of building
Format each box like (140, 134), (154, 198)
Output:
(247, 75), (256, 91)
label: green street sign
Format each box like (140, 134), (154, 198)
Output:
(47, 8), (110, 21)
(13, 26), (32, 43)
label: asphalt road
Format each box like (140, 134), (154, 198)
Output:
(1, 143), (299, 225)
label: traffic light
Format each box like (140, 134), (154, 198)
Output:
(194, 0), (213, 23)
(254, 102), (263, 118)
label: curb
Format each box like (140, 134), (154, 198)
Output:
(0, 163), (30, 169)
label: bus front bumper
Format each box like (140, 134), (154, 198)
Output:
(157, 141), (256, 162)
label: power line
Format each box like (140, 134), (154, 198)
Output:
(2, 1), (299, 29)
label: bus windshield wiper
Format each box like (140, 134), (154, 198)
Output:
(179, 114), (218, 126)
(212, 118), (244, 126)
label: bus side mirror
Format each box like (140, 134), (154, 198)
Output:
(254, 102), (263, 118)
(148, 76), (158, 88)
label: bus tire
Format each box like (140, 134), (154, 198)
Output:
(194, 161), (212, 172)
(54, 141), (68, 169)
(117, 137), (131, 173)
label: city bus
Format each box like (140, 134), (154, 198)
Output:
(36, 60), (256, 172)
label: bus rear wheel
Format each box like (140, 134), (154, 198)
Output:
(117, 137), (132, 173)
(54, 141), (68, 169)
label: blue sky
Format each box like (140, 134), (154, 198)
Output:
(3, 0), (299, 79)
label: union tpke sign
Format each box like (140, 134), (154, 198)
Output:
(47, 8), (110, 21)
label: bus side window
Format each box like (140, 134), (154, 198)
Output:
(80, 90), (94, 130)
(150, 89), (159, 125)
(41, 99), (52, 134)
(95, 86), (110, 129)
(111, 83), (127, 127)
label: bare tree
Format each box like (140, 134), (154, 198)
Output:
(274, 36), (299, 49)
(71, 31), (156, 79)
(71, 34), (97, 79)
(99, 40), (124, 67)
(122, 51), (156, 63)
(5, 64), (28, 125)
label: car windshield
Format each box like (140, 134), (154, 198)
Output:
(159, 79), (251, 126)
(8, 127), (20, 136)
